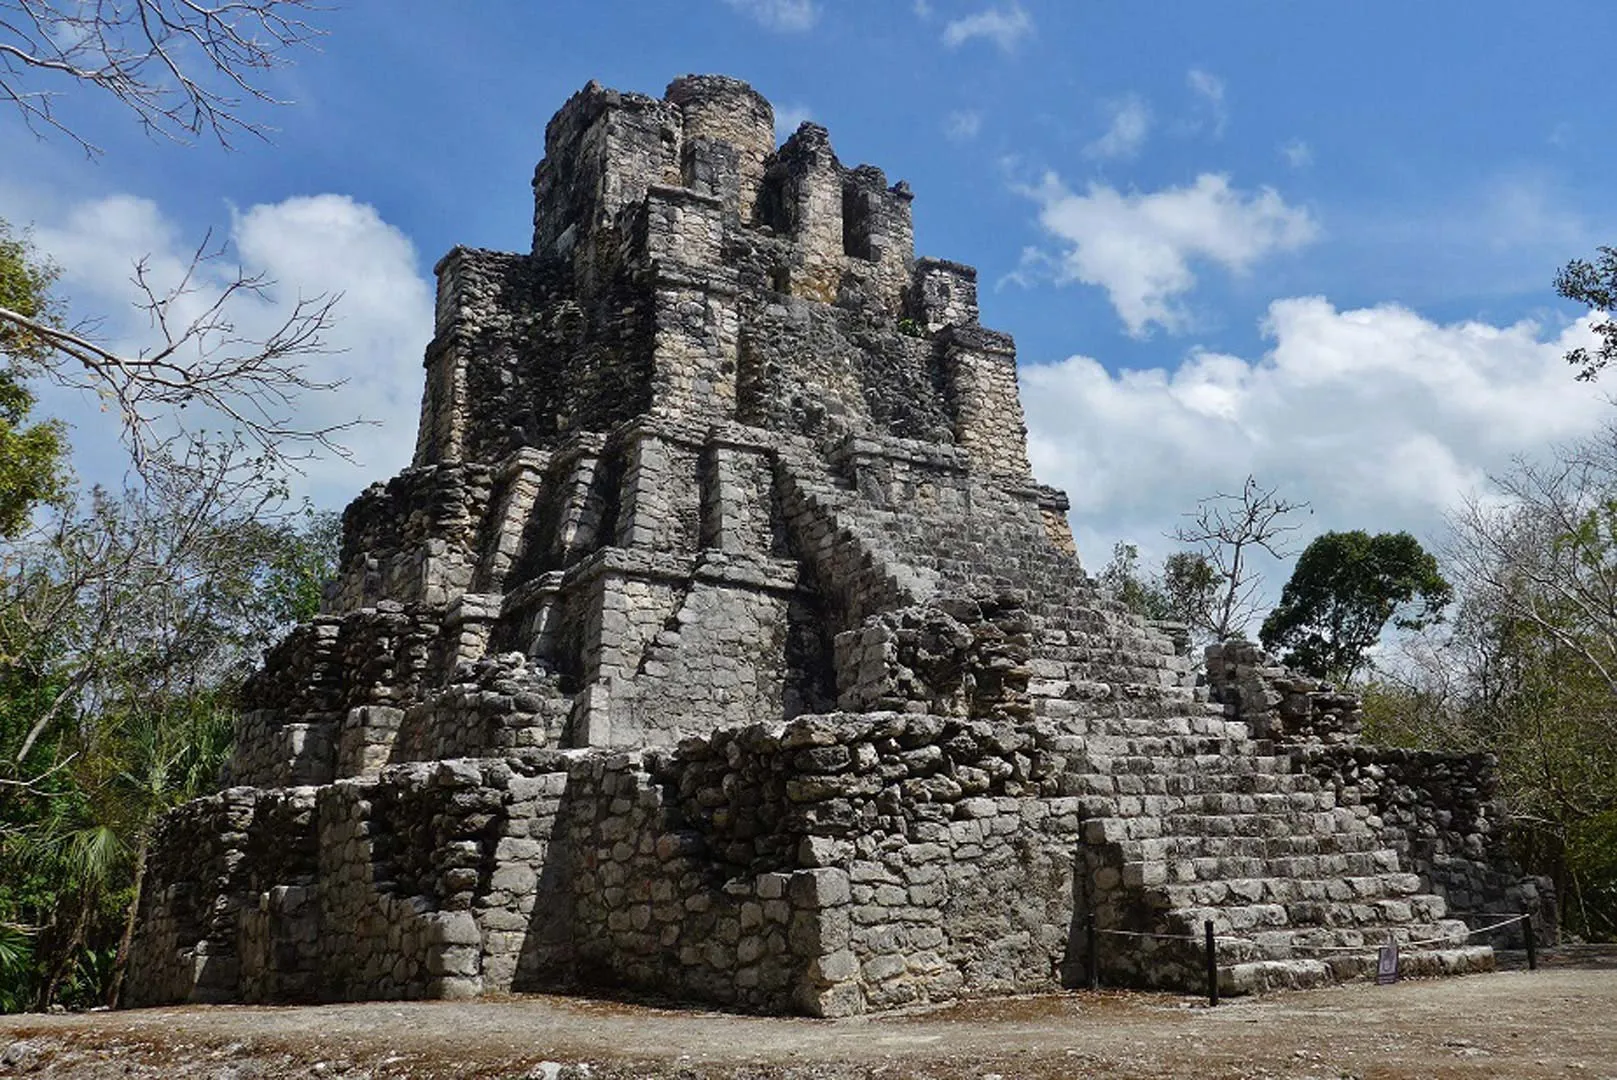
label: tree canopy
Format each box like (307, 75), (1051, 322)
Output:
(1555, 245), (1617, 382)
(0, 221), (67, 537)
(1260, 529), (1451, 685)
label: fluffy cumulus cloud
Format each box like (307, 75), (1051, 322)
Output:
(1021, 173), (1318, 336)
(19, 191), (432, 508)
(721, 0), (818, 32)
(1086, 95), (1151, 160)
(1021, 299), (1609, 572)
(942, 3), (1033, 51)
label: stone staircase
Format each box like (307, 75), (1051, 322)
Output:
(794, 451), (1492, 993)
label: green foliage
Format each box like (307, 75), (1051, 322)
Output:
(0, 473), (337, 1010)
(1097, 542), (1171, 620)
(1555, 245), (1617, 381)
(262, 509), (341, 629)
(0, 221), (68, 537)
(1260, 530), (1451, 685)
(1159, 551), (1220, 635)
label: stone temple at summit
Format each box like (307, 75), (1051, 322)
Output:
(126, 75), (1549, 1015)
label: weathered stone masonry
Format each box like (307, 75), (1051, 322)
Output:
(127, 75), (1548, 1014)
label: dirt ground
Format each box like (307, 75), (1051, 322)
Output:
(4, 949), (1616, 1079)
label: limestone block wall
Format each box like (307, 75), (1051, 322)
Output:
(389, 652), (573, 765)
(237, 787), (320, 1002)
(652, 712), (1090, 1013)
(125, 789), (257, 1006)
(232, 603), (449, 787)
(1297, 747), (1555, 947)
(331, 463), (494, 611)
(1207, 641), (1556, 946)
(942, 326), (1032, 482)
(532, 82), (682, 264)
(418, 249), (565, 466)
(911, 258), (979, 332)
(1204, 640), (1363, 746)
(833, 595), (1033, 722)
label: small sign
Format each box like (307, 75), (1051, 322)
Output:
(1376, 940), (1400, 985)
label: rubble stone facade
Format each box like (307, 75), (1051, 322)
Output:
(127, 75), (1545, 1014)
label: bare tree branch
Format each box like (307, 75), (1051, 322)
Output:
(0, 228), (358, 474)
(1171, 475), (1309, 641)
(0, 0), (324, 155)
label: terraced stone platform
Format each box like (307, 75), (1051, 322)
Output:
(126, 74), (1545, 1015)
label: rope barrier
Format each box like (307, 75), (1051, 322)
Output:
(1091, 912), (1531, 952)
(1085, 911), (1540, 1001)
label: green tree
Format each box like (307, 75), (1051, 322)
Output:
(1555, 246), (1617, 381)
(0, 221), (68, 537)
(1260, 530), (1451, 685)
(1097, 542), (1172, 620)
(0, 446), (339, 1009)
(1437, 427), (1617, 937)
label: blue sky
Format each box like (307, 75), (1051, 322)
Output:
(4, 0), (1614, 617)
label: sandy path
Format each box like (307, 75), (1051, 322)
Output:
(4, 957), (1615, 1078)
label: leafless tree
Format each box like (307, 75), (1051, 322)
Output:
(1172, 475), (1309, 641)
(1447, 428), (1617, 699)
(1, 0), (323, 154)
(1, 1), (351, 476)
(2, 434), (295, 768)
(0, 229), (351, 474)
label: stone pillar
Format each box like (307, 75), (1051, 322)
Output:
(532, 82), (683, 298)
(700, 442), (776, 556)
(770, 123), (845, 302)
(842, 165), (914, 311)
(415, 249), (476, 465)
(664, 74), (775, 224)
(941, 325), (1032, 481)
(638, 186), (741, 422)
(911, 257), (979, 332)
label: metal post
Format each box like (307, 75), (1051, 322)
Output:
(1204, 920), (1219, 1007)
(1085, 913), (1099, 990)
(1523, 910), (1537, 971)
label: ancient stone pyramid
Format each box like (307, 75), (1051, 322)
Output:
(128, 75), (1541, 1015)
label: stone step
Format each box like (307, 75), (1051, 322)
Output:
(1163, 897), (1456, 939)
(1143, 871), (1425, 909)
(1157, 807), (1368, 839)
(1079, 735), (1260, 759)
(1077, 753), (1294, 778)
(1084, 807), (1379, 846)
(1217, 946), (1494, 995)
(1061, 770), (1326, 798)
(1031, 697), (1228, 726)
(1110, 832), (1395, 866)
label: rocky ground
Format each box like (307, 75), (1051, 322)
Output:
(3, 950), (1615, 1079)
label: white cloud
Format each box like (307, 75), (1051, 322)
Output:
(1086, 95), (1151, 160)
(944, 109), (983, 142)
(1021, 300), (1609, 582)
(1280, 139), (1313, 168)
(721, 0), (818, 32)
(1020, 172), (1319, 336)
(16, 191), (432, 509)
(774, 104), (813, 144)
(942, 3), (1033, 51)
(1186, 68), (1228, 137)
